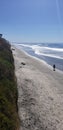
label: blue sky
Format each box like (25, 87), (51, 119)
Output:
(0, 0), (63, 43)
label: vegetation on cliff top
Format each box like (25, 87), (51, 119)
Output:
(0, 38), (19, 130)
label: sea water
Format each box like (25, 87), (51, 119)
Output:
(14, 42), (63, 71)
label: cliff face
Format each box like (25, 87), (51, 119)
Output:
(0, 38), (19, 130)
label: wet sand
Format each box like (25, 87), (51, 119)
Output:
(12, 46), (63, 130)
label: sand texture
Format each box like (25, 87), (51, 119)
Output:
(12, 46), (63, 130)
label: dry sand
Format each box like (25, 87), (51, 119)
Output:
(12, 46), (63, 130)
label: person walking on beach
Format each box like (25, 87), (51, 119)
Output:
(53, 64), (56, 71)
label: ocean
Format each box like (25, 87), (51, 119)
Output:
(13, 42), (63, 71)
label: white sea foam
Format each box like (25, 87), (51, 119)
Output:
(31, 45), (63, 52)
(35, 51), (63, 59)
(18, 43), (32, 48)
(14, 43), (63, 60)
(31, 45), (63, 59)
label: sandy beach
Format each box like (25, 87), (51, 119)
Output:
(12, 46), (63, 130)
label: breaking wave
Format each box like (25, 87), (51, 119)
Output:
(17, 43), (63, 60)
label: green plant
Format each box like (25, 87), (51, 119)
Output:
(0, 38), (19, 130)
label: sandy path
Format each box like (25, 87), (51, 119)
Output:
(12, 46), (63, 130)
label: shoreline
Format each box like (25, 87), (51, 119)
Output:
(12, 45), (63, 74)
(12, 45), (63, 130)
(13, 43), (63, 72)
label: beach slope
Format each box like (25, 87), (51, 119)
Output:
(12, 46), (63, 130)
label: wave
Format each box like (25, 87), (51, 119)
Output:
(18, 43), (32, 48)
(31, 45), (63, 59)
(18, 44), (63, 52)
(31, 45), (63, 51)
(15, 43), (63, 60)
(35, 50), (63, 59)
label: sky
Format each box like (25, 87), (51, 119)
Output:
(0, 0), (63, 43)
